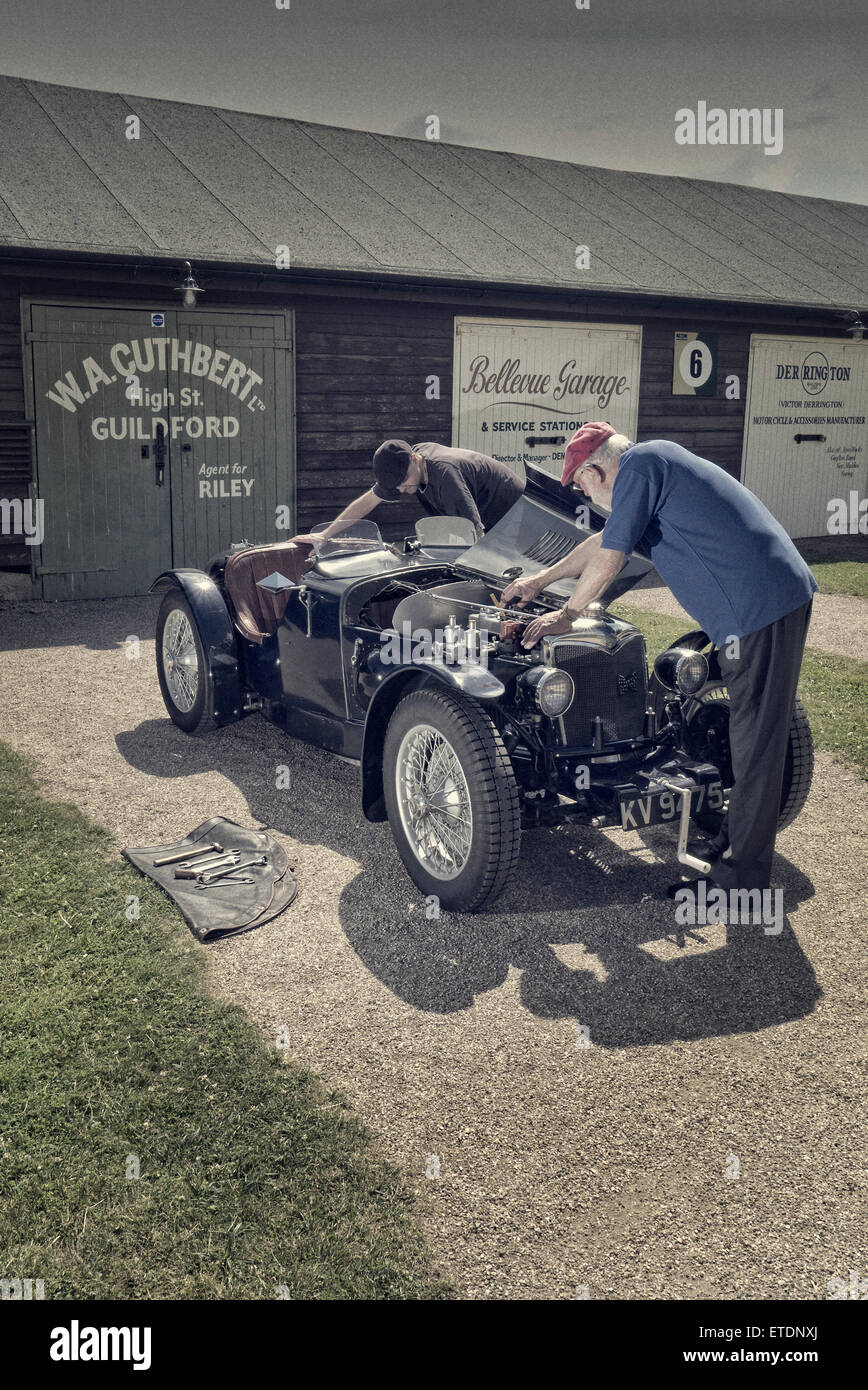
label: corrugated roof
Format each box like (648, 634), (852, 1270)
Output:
(0, 73), (866, 308)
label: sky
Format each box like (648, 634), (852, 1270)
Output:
(0, 0), (865, 204)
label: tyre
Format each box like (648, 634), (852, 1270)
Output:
(383, 687), (520, 912)
(155, 590), (211, 734)
(681, 681), (814, 834)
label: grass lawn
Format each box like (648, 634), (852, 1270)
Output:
(0, 743), (447, 1300)
(795, 535), (868, 598)
(616, 605), (868, 781)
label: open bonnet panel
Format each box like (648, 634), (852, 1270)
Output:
(415, 478), (653, 608)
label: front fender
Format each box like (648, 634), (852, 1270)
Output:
(151, 568), (244, 726)
(360, 660), (505, 821)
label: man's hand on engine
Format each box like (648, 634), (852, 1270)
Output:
(500, 575), (543, 608)
(520, 608), (575, 648)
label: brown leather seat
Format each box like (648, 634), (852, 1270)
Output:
(223, 538), (314, 644)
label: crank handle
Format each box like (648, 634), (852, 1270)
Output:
(659, 778), (713, 877)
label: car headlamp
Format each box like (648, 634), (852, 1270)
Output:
(653, 646), (709, 696)
(519, 666), (575, 717)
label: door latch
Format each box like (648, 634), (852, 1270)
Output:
(154, 422), (166, 486)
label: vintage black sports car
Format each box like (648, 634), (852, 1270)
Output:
(152, 464), (814, 911)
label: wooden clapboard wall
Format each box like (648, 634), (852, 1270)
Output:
(0, 282), (32, 570)
(0, 254), (844, 580)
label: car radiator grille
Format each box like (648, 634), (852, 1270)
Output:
(551, 634), (648, 744)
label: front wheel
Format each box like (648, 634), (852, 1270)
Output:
(681, 681), (814, 834)
(383, 687), (520, 912)
(155, 590), (211, 734)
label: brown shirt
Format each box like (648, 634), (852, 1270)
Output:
(411, 443), (524, 537)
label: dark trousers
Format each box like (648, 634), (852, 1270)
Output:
(709, 600), (813, 892)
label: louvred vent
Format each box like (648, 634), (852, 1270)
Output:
(523, 530), (579, 566)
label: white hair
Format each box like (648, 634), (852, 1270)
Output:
(587, 433), (630, 473)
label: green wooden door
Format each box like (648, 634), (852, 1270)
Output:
(28, 304), (174, 600)
(169, 311), (294, 570)
(27, 303), (294, 598)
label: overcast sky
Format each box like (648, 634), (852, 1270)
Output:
(1, 0), (866, 204)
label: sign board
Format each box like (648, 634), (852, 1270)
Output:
(26, 304), (294, 599)
(452, 318), (642, 478)
(672, 331), (718, 396)
(741, 335), (868, 537)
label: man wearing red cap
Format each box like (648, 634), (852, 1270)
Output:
(501, 423), (817, 907)
(501, 421), (626, 642)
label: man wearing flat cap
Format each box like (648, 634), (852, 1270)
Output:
(501, 422), (817, 907)
(312, 438), (524, 542)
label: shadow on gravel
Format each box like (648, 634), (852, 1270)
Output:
(0, 596), (159, 652)
(337, 842), (821, 1047)
(117, 714), (822, 1049)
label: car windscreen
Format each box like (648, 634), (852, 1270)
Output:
(311, 519), (386, 560)
(414, 516), (478, 549)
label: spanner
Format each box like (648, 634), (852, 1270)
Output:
(175, 852), (242, 878)
(195, 875), (255, 889)
(196, 855), (268, 886)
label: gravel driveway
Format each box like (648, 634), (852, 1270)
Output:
(1, 595), (866, 1300)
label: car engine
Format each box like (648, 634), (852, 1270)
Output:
(389, 578), (652, 752)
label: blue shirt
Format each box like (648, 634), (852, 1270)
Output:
(600, 441), (818, 646)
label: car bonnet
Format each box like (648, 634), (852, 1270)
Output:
(451, 479), (654, 606)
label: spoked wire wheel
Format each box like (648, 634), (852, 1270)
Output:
(155, 591), (210, 733)
(162, 607), (199, 713)
(395, 723), (473, 880)
(383, 687), (520, 911)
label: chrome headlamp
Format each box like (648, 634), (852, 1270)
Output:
(653, 645), (709, 696)
(519, 665), (575, 717)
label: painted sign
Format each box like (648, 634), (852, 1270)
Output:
(452, 318), (642, 478)
(741, 335), (868, 537)
(28, 304), (293, 599)
(673, 331), (718, 396)
(43, 333), (270, 504)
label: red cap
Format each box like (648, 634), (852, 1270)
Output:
(560, 422), (616, 486)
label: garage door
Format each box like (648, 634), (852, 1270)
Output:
(741, 335), (868, 538)
(26, 303), (294, 599)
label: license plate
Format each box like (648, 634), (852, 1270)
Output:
(619, 780), (723, 830)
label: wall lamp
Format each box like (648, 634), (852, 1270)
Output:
(173, 261), (205, 308)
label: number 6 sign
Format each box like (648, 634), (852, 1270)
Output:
(673, 331), (718, 396)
